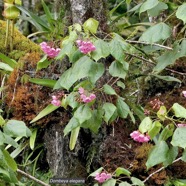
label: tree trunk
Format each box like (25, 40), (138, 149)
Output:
(43, 0), (108, 183)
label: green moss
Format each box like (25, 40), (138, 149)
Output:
(0, 20), (41, 60)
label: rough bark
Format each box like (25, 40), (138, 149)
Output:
(43, 0), (108, 183)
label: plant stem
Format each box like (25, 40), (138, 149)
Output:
(10, 20), (14, 51)
(17, 169), (51, 186)
(5, 19), (10, 48)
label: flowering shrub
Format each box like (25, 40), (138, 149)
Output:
(76, 40), (96, 54)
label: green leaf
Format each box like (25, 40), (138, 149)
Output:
(3, 134), (18, 148)
(30, 104), (59, 123)
(29, 78), (56, 88)
(83, 18), (99, 34)
(116, 97), (130, 119)
(119, 182), (132, 186)
(157, 106), (167, 121)
(64, 117), (80, 136)
(92, 39), (110, 61)
(152, 75), (181, 83)
(29, 128), (37, 150)
(139, 117), (152, 134)
(103, 103), (117, 123)
(16, 5), (50, 31)
(0, 116), (5, 127)
(147, 2), (168, 17)
(181, 148), (186, 162)
(109, 61), (129, 79)
(2, 150), (17, 171)
(66, 92), (79, 109)
(171, 127), (186, 148)
(117, 81), (125, 89)
(115, 167), (131, 177)
(41, 0), (54, 29)
(176, 3), (186, 24)
(81, 109), (103, 134)
(140, 0), (159, 14)
(55, 56), (104, 90)
(103, 84), (117, 95)
(0, 131), (5, 145)
(10, 141), (28, 158)
(89, 167), (103, 177)
(3, 120), (31, 138)
(36, 55), (51, 71)
(0, 62), (13, 72)
(74, 105), (92, 124)
(172, 103), (186, 119)
(163, 146), (178, 167)
(148, 121), (162, 139)
(139, 23), (171, 43)
(0, 53), (17, 68)
(146, 141), (169, 170)
(102, 179), (116, 186)
(131, 177), (145, 186)
(158, 124), (174, 142)
(69, 126), (80, 150)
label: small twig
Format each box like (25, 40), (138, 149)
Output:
(17, 169), (51, 186)
(126, 40), (173, 50)
(143, 157), (182, 183)
(126, 53), (186, 76)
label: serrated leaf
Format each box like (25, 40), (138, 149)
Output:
(3, 120), (31, 138)
(74, 105), (92, 124)
(139, 117), (152, 133)
(109, 61), (129, 79)
(140, 0), (159, 14)
(146, 141), (169, 170)
(116, 97), (130, 119)
(139, 23), (171, 43)
(103, 103), (117, 123)
(176, 3), (186, 24)
(69, 126), (80, 150)
(30, 104), (59, 123)
(171, 128), (186, 148)
(152, 75), (181, 83)
(64, 117), (80, 136)
(83, 18), (99, 34)
(103, 84), (117, 95)
(115, 167), (131, 177)
(92, 39), (110, 61)
(172, 103), (186, 119)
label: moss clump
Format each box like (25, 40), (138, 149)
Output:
(0, 20), (41, 59)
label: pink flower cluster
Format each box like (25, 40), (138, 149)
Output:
(51, 95), (61, 107)
(94, 172), (112, 183)
(76, 40), (96, 54)
(182, 91), (186, 97)
(130, 130), (150, 143)
(78, 87), (96, 103)
(40, 42), (61, 58)
(178, 123), (186, 127)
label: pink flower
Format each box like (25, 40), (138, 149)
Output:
(40, 42), (61, 58)
(78, 87), (96, 103)
(178, 124), (186, 127)
(94, 172), (112, 183)
(78, 87), (85, 94)
(130, 130), (150, 143)
(76, 40), (96, 54)
(182, 91), (186, 97)
(51, 95), (61, 106)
